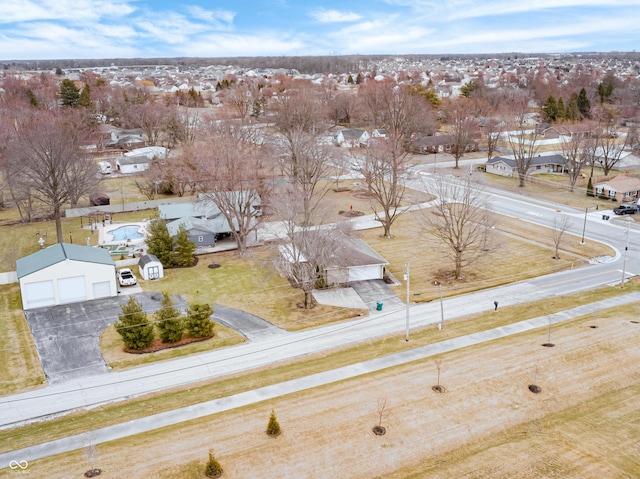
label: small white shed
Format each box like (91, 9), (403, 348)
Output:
(138, 254), (164, 280)
(16, 243), (117, 310)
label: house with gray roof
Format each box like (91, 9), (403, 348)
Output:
(16, 243), (117, 310)
(486, 154), (567, 178)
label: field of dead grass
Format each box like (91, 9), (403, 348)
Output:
(11, 299), (640, 479)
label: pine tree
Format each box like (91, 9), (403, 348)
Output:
(556, 97), (565, 121)
(355, 72), (363, 84)
(566, 93), (580, 121)
(347, 74), (354, 84)
(155, 292), (183, 343)
(577, 88), (591, 119)
(587, 176), (594, 197)
(60, 78), (80, 107)
(114, 297), (155, 350)
(173, 225), (196, 267)
(146, 218), (175, 267)
(205, 449), (223, 478)
(78, 84), (93, 109)
(542, 95), (557, 122)
(266, 409), (281, 437)
(185, 303), (214, 338)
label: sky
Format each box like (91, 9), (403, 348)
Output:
(1, 0), (640, 61)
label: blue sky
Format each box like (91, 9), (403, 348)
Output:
(1, 0), (639, 61)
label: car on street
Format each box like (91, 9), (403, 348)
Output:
(117, 268), (137, 286)
(613, 204), (638, 215)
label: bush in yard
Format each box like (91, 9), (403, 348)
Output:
(114, 296), (155, 350)
(173, 225), (196, 267)
(205, 449), (223, 478)
(185, 303), (215, 338)
(155, 292), (183, 343)
(266, 409), (281, 437)
(146, 218), (174, 267)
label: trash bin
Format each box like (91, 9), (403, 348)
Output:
(376, 301), (383, 311)
(602, 214), (610, 220)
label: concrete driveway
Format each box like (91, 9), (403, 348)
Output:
(24, 292), (188, 384)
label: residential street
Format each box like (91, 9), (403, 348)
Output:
(1, 176), (639, 466)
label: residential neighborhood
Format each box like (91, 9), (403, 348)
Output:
(1, 50), (640, 478)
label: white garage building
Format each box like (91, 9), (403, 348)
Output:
(17, 243), (117, 310)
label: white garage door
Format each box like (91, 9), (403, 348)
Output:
(58, 276), (87, 304)
(92, 281), (111, 299)
(348, 265), (382, 282)
(23, 280), (55, 309)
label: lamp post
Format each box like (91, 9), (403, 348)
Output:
(404, 263), (410, 341)
(621, 219), (631, 288)
(580, 205), (599, 245)
(434, 281), (444, 330)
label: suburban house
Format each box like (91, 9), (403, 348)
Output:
(115, 146), (169, 174)
(593, 175), (640, 202)
(409, 134), (479, 155)
(594, 150), (640, 171)
(160, 192), (261, 245)
(486, 154), (567, 177)
(115, 155), (152, 174)
(333, 128), (370, 148)
(166, 217), (218, 247)
(278, 235), (389, 286)
(17, 243), (117, 310)
(138, 254), (164, 280)
(106, 128), (146, 149)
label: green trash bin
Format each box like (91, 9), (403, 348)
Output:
(376, 301), (383, 311)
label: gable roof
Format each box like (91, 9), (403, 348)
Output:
(138, 254), (161, 268)
(594, 175), (640, 193)
(17, 243), (115, 278)
(487, 154), (566, 168)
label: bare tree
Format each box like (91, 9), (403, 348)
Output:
(484, 117), (504, 161)
(6, 110), (99, 242)
(360, 138), (412, 238)
(551, 215), (572, 261)
(421, 174), (499, 280)
(506, 108), (540, 187)
(198, 121), (268, 256)
(356, 81), (435, 238)
(126, 101), (172, 146)
(561, 135), (596, 192)
(273, 186), (349, 308)
(448, 108), (479, 169)
(596, 123), (626, 175)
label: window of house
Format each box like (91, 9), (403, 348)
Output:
(198, 235), (204, 243)
(609, 190), (616, 199)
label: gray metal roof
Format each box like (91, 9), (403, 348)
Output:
(138, 254), (161, 268)
(16, 243), (115, 279)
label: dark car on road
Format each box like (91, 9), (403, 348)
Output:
(613, 204), (639, 215)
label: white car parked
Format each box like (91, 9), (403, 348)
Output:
(117, 268), (137, 286)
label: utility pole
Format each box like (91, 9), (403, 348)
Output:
(404, 263), (410, 341)
(621, 219), (630, 288)
(438, 282), (444, 330)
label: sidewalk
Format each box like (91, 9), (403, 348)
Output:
(3, 292), (638, 465)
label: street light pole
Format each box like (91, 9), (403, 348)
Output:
(404, 263), (410, 341)
(438, 282), (444, 330)
(621, 220), (630, 288)
(580, 206), (588, 245)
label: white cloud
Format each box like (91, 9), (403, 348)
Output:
(310, 8), (362, 23)
(0, 0), (136, 24)
(184, 6), (236, 30)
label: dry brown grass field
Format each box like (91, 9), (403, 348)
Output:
(8, 299), (640, 478)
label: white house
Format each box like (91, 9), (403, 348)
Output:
(333, 129), (370, 148)
(16, 243), (117, 310)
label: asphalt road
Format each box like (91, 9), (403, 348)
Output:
(1, 173), (638, 430)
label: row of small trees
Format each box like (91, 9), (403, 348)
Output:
(114, 295), (214, 350)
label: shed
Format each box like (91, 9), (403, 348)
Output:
(138, 254), (164, 280)
(16, 243), (117, 310)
